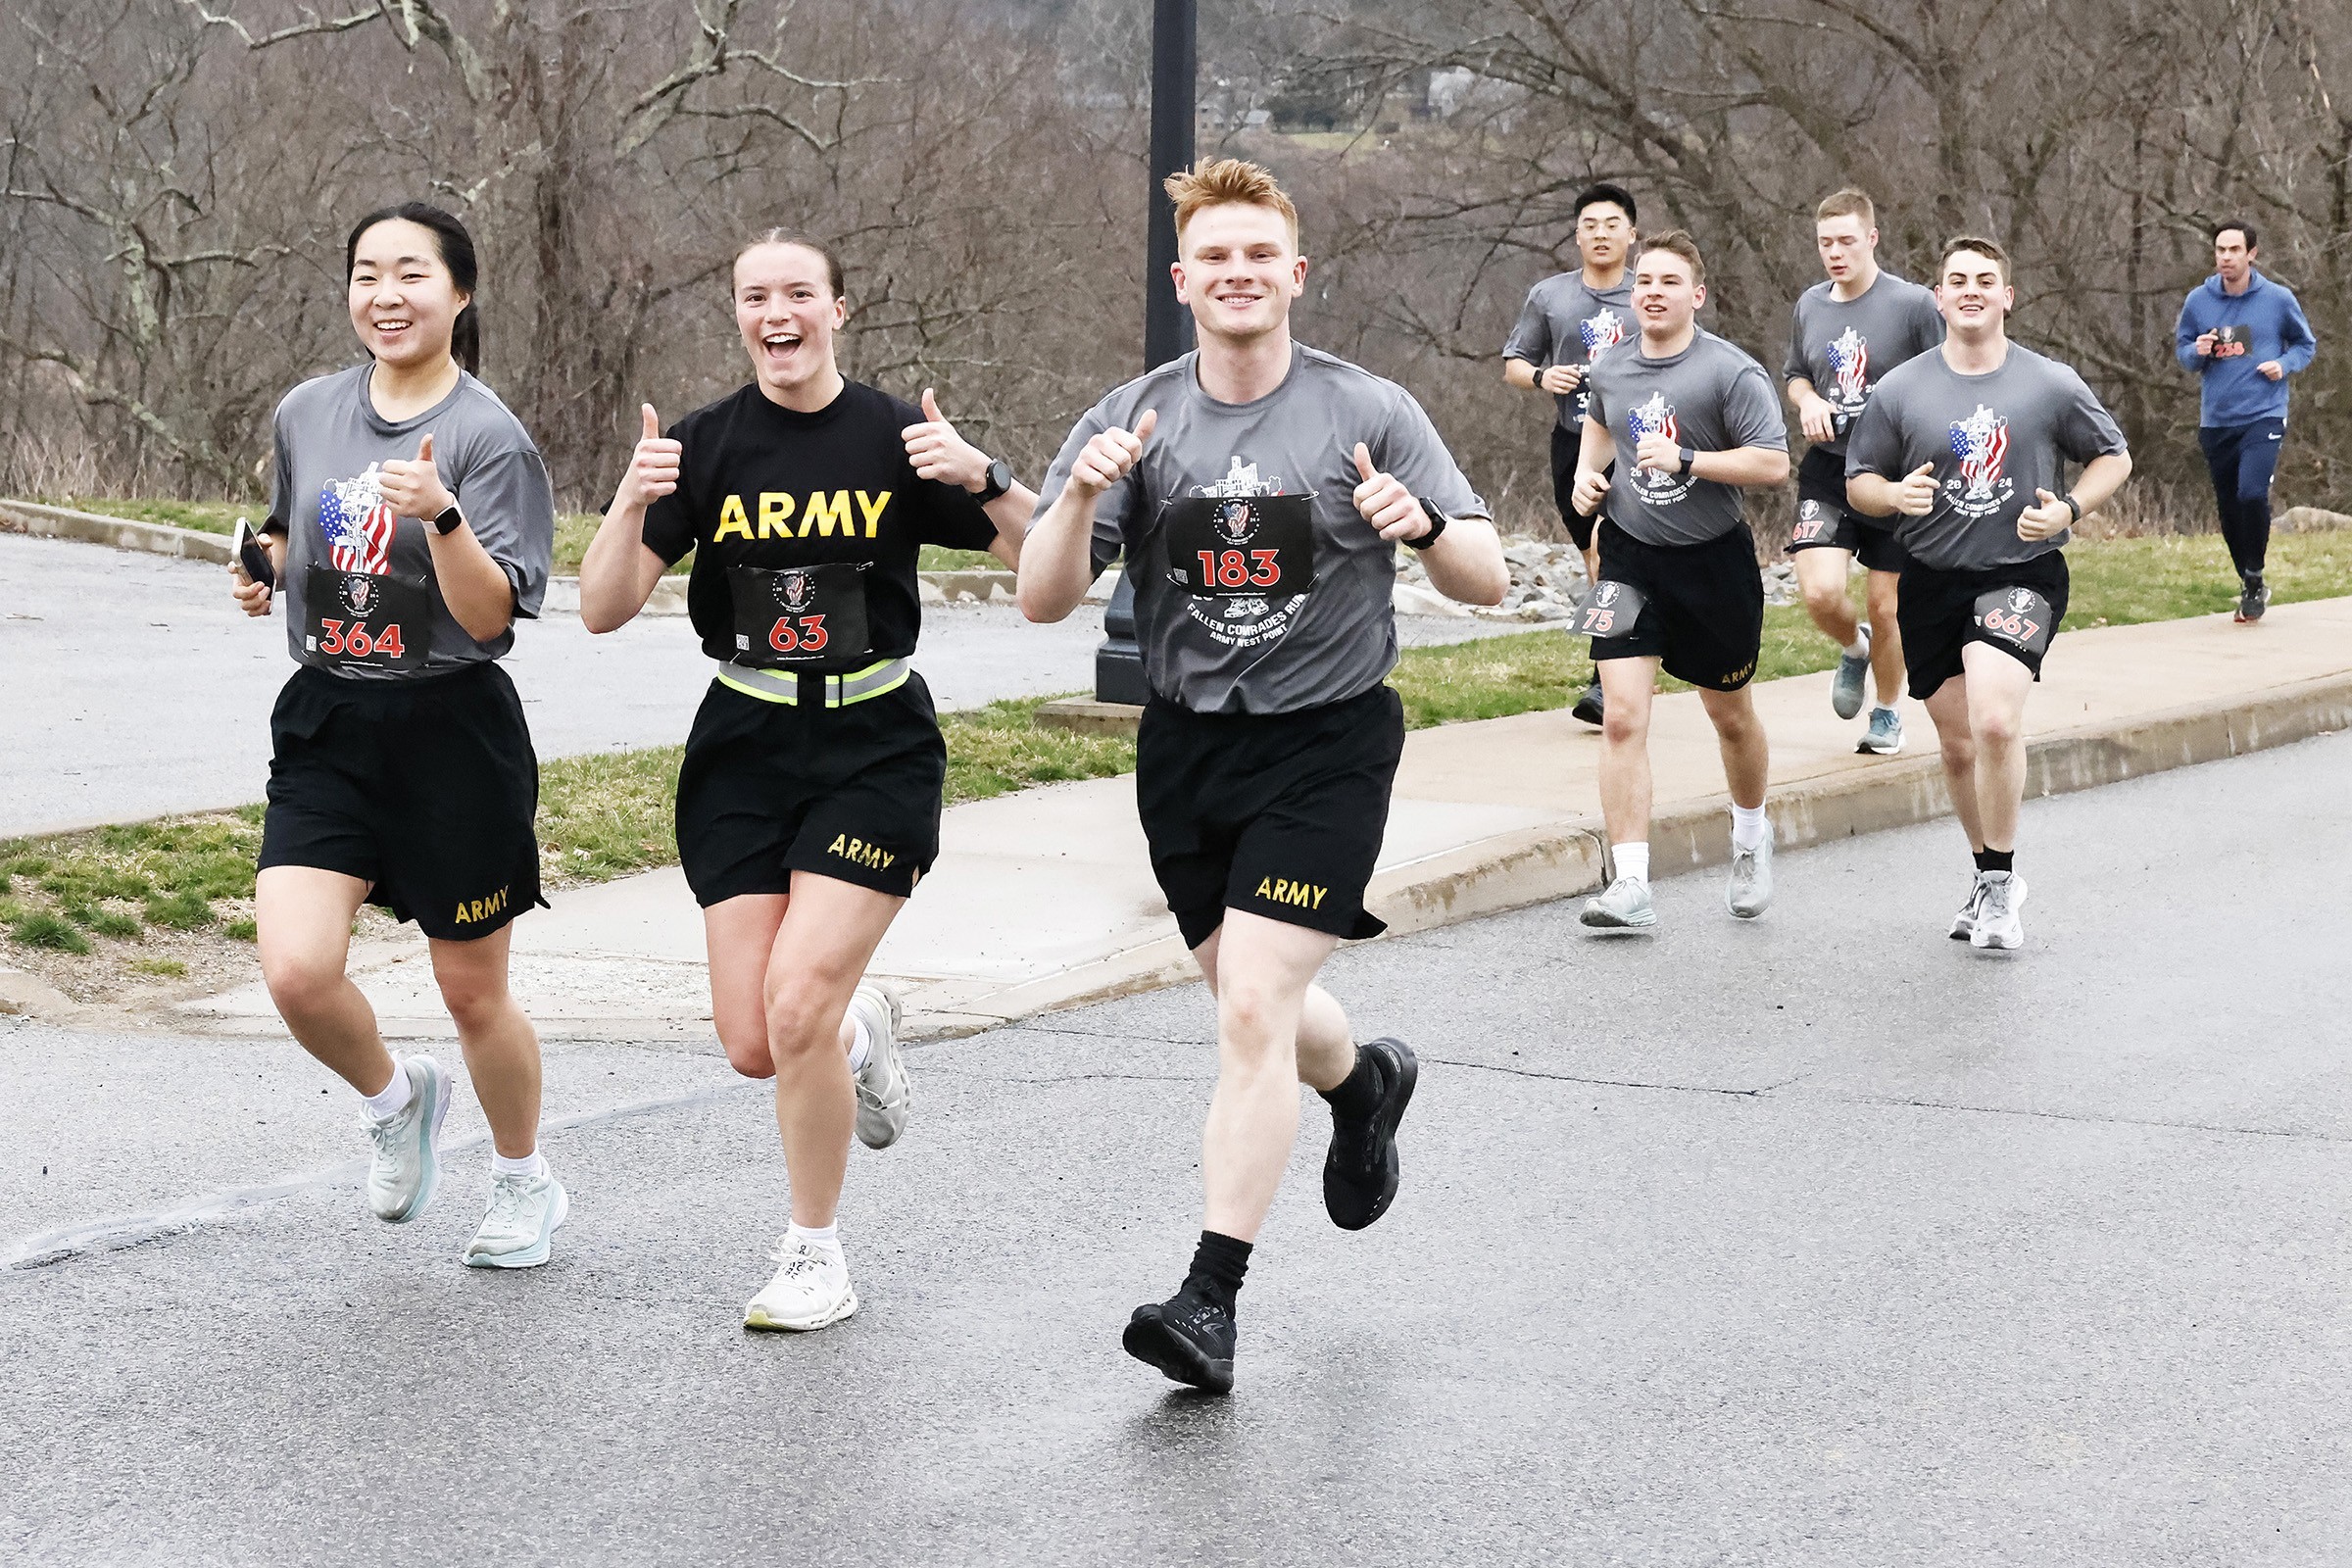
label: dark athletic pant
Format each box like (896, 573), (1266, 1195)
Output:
(2198, 418), (2286, 580)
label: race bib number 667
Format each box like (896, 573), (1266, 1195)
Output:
(1972, 586), (2055, 657)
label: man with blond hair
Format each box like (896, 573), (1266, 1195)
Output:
(1021, 158), (1507, 1394)
(1847, 237), (2132, 951)
(1783, 188), (1946, 754)
(1570, 231), (1791, 933)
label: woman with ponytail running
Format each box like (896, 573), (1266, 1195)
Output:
(228, 203), (564, 1266)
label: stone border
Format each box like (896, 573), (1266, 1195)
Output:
(0, 500), (232, 562)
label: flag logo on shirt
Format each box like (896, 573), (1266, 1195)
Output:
(1628, 392), (1679, 447)
(1828, 328), (1869, 403)
(1581, 309), (1628, 361)
(318, 466), (398, 576)
(1948, 405), (2009, 500)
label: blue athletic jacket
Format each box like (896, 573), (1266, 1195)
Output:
(2173, 270), (2317, 427)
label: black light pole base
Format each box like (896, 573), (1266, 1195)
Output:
(1095, 572), (1151, 706)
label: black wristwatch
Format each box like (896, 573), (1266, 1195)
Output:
(974, 458), (1014, 505)
(1403, 498), (1449, 551)
(1677, 445), (1697, 475)
(2061, 494), (2082, 524)
(430, 503), (466, 536)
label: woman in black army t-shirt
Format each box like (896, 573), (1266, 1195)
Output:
(579, 232), (1032, 1332)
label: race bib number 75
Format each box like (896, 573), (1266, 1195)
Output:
(1571, 579), (1648, 639)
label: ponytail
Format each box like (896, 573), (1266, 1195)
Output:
(346, 201), (483, 375)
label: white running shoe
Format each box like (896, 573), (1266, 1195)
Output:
(1727, 822), (1776, 919)
(1970, 871), (2028, 951)
(365, 1055), (451, 1224)
(1579, 876), (1657, 930)
(464, 1165), (569, 1269)
(744, 1237), (858, 1332)
(1949, 873), (1989, 941)
(848, 981), (909, 1150)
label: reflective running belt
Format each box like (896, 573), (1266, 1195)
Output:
(715, 655), (911, 708)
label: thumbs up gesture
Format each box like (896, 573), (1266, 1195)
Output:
(1066, 407), (1156, 499)
(617, 403), (682, 511)
(2017, 486), (2075, 541)
(901, 386), (993, 492)
(1349, 441), (1430, 542)
(377, 431), (456, 522)
(1892, 461), (1937, 517)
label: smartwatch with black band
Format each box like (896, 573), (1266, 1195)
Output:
(430, 503), (466, 537)
(2061, 494), (2082, 524)
(1403, 498), (1449, 551)
(974, 458), (1014, 505)
(1678, 445), (1697, 475)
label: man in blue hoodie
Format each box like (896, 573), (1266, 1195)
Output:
(2174, 220), (2318, 621)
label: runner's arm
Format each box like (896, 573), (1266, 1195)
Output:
(1570, 414), (1614, 514)
(2066, 452), (2133, 518)
(1685, 445), (1789, 488)
(426, 521), (526, 644)
(1417, 512), (1507, 606)
(982, 484), (1038, 569)
(1016, 486), (1101, 624)
(580, 405), (681, 634)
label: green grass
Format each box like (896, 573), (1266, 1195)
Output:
(11, 912), (90, 954)
(144, 891), (216, 929)
(130, 957), (188, 977)
(1, 809), (261, 955)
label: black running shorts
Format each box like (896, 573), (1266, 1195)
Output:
(1549, 424), (1602, 552)
(1588, 518), (1765, 693)
(674, 674), (945, 906)
(1897, 551), (2071, 701)
(1135, 683), (1404, 952)
(259, 662), (546, 941)
(1788, 446), (1908, 572)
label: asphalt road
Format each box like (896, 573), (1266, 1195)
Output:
(0, 532), (1524, 838)
(6, 730), (2348, 1565)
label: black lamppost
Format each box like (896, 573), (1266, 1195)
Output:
(1095, 0), (1196, 706)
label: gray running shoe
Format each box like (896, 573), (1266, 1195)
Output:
(1969, 871), (2028, 951)
(849, 981), (909, 1150)
(1579, 876), (1657, 930)
(1948, 873), (1988, 941)
(1571, 677), (1605, 727)
(2235, 574), (2271, 623)
(463, 1166), (569, 1269)
(1831, 623), (1872, 720)
(1727, 821), (1776, 919)
(365, 1054), (450, 1224)
(1857, 706), (1904, 756)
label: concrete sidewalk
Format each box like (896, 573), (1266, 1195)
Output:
(178, 598), (2352, 1042)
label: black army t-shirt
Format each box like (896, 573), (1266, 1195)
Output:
(642, 379), (1002, 668)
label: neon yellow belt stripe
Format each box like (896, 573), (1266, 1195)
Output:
(715, 656), (911, 708)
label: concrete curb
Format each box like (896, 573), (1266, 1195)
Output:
(0, 500), (232, 563)
(962, 667), (2352, 1026)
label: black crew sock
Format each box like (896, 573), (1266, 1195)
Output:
(1182, 1229), (1252, 1315)
(1318, 1044), (1383, 1123)
(1974, 848), (2015, 875)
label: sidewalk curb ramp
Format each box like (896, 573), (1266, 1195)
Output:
(0, 500), (233, 563)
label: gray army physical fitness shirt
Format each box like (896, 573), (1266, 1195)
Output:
(1035, 344), (1489, 715)
(1503, 271), (1637, 429)
(1783, 270), (1946, 457)
(1844, 342), (2129, 571)
(265, 364), (556, 678)
(1584, 329), (1788, 548)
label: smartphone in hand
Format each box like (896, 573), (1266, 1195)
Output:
(233, 517), (276, 588)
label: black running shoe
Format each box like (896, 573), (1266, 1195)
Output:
(1571, 677), (1605, 727)
(2235, 573), (2270, 623)
(1123, 1291), (1235, 1394)
(1322, 1036), (1418, 1231)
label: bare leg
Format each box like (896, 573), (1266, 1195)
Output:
(1696, 685), (1769, 809)
(1795, 547), (1860, 648)
(1188, 911), (1342, 1243)
(257, 865), (393, 1096)
(1866, 568), (1905, 708)
(1961, 643), (2035, 852)
(427, 924), (541, 1159)
(1921, 675), (1984, 849)
(1192, 925), (1354, 1092)
(1595, 657), (1659, 846)
(1580, 540), (1602, 599)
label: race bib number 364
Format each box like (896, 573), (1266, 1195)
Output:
(303, 564), (428, 671)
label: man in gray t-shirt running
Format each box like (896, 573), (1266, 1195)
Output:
(1566, 232), (1791, 935)
(1501, 181), (1640, 727)
(1022, 159), (1506, 1396)
(1846, 235), (2132, 952)
(1783, 189), (1948, 751)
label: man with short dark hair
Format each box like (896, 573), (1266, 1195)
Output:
(1504, 181), (1639, 726)
(1848, 237), (2132, 952)
(1569, 231), (1791, 932)
(1784, 188), (1945, 755)
(2174, 220), (2318, 622)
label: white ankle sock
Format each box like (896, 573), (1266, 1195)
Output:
(788, 1221), (841, 1255)
(491, 1149), (545, 1181)
(361, 1060), (413, 1121)
(1732, 804), (1769, 851)
(1842, 635), (1869, 659)
(845, 1012), (874, 1074)
(1614, 843), (1650, 884)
